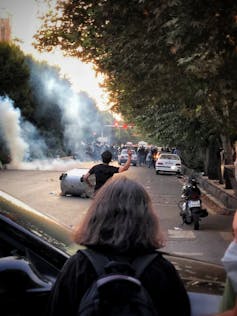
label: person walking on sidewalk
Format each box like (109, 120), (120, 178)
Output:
(83, 149), (132, 193)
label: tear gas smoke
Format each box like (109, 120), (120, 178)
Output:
(0, 96), (29, 166)
(0, 96), (84, 170)
(21, 121), (48, 160)
(41, 74), (104, 155)
(28, 62), (111, 161)
(0, 63), (111, 170)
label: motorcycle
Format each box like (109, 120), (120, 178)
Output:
(178, 177), (208, 230)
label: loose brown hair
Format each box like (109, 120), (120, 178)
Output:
(73, 176), (164, 253)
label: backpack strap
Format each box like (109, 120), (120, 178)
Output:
(80, 249), (158, 278)
(132, 252), (158, 278)
(80, 248), (110, 276)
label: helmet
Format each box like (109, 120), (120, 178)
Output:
(188, 176), (197, 186)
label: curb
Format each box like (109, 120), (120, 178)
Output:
(200, 189), (232, 215)
(177, 175), (234, 216)
(198, 177), (237, 214)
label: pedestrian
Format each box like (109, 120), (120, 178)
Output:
(46, 176), (191, 316)
(83, 149), (132, 193)
(151, 146), (158, 168)
(137, 146), (146, 166)
(146, 149), (152, 168)
(216, 211), (237, 316)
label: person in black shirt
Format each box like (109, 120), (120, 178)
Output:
(83, 149), (132, 192)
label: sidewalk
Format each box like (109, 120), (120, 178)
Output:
(181, 165), (237, 215)
(198, 176), (237, 214)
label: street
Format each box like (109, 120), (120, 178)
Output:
(0, 162), (234, 264)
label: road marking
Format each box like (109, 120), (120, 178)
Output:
(168, 229), (196, 239)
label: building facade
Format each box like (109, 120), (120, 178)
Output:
(0, 17), (11, 41)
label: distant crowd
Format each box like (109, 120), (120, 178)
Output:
(74, 142), (181, 167)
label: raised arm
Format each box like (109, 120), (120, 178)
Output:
(118, 150), (132, 173)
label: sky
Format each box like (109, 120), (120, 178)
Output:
(0, 0), (110, 111)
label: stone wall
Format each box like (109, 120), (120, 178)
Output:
(182, 165), (237, 211)
(198, 177), (237, 211)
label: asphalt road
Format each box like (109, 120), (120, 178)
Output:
(0, 161), (234, 264)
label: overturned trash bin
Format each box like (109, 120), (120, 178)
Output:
(59, 168), (95, 198)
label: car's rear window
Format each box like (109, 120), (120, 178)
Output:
(160, 154), (180, 160)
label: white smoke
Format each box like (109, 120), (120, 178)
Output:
(43, 77), (82, 151)
(16, 157), (91, 171)
(0, 96), (29, 166)
(36, 70), (106, 156)
(21, 120), (48, 160)
(0, 62), (112, 170)
(0, 96), (88, 170)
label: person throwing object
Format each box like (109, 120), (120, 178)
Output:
(83, 149), (132, 193)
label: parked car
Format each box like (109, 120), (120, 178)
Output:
(0, 190), (226, 316)
(155, 153), (182, 174)
(118, 148), (137, 166)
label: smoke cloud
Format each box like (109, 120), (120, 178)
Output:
(0, 96), (29, 166)
(0, 96), (90, 170)
(35, 72), (104, 154)
(0, 61), (113, 170)
(28, 61), (111, 160)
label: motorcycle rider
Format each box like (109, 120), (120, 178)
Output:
(181, 176), (202, 229)
(179, 176), (208, 230)
(183, 177), (201, 200)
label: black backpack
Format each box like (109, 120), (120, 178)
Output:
(78, 249), (159, 316)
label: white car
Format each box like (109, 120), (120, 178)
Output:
(155, 153), (181, 174)
(118, 149), (137, 166)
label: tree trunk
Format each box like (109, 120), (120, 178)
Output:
(204, 146), (209, 175)
(220, 134), (233, 165)
(206, 135), (221, 180)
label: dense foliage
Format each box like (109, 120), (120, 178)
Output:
(0, 42), (34, 118)
(35, 0), (237, 176)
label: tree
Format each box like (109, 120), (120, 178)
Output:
(161, 0), (237, 165)
(35, 0), (237, 175)
(0, 42), (34, 118)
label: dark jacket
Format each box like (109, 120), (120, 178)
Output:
(185, 185), (201, 200)
(47, 249), (191, 316)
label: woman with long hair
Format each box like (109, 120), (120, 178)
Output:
(47, 176), (190, 316)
